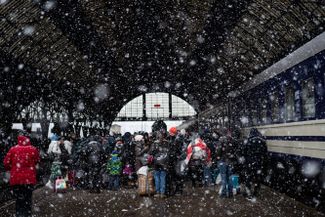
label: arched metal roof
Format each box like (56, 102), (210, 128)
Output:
(0, 0), (324, 125)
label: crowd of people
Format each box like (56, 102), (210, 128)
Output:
(43, 124), (268, 199)
(2, 123), (268, 217)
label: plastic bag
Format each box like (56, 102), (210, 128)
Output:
(55, 177), (67, 193)
(215, 173), (221, 185)
(137, 166), (148, 176)
(175, 160), (188, 176)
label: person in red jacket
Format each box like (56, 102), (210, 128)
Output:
(3, 134), (40, 217)
(185, 137), (211, 187)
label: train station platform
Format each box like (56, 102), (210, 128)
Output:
(1, 185), (323, 217)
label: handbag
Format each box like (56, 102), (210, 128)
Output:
(215, 173), (222, 185)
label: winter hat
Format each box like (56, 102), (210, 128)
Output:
(169, 127), (177, 136)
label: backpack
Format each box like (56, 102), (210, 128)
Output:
(153, 141), (169, 166)
(191, 144), (207, 160)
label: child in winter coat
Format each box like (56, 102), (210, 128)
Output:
(107, 150), (122, 191)
(122, 162), (135, 188)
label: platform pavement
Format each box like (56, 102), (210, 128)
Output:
(1, 185), (323, 217)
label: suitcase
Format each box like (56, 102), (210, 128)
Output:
(138, 171), (155, 196)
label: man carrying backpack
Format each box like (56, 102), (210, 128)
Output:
(149, 131), (169, 198)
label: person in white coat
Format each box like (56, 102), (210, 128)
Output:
(46, 137), (71, 188)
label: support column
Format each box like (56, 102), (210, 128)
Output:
(169, 93), (172, 119)
(0, 109), (15, 136)
(143, 94), (147, 121)
(40, 116), (50, 140)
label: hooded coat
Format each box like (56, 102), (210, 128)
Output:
(167, 134), (185, 169)
(122, 132), (135, 164)
(216, 136), (238, 165)
(242, 128), (268, 173)
(82, 139), (104, 166)
(3, 135), (40, 186)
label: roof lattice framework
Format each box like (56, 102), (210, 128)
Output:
(0, 0), (324, 125)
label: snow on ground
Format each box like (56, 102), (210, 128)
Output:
(1, 185), (323, 217)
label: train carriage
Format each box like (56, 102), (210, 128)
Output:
(179, 32), (325, 210)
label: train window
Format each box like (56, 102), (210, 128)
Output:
(301, 78), (315, 118)
(240, 100), (249, 127)
(235, 102), (241, 125)
(223, 106), (228, 125)
(250, 99), (258, 125)
(285, 85), (295, 121)
(218, 117), (223, 125)
(260, 98), (268, 124)
(270, 92), (279, 122)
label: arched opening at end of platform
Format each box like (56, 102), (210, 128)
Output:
(111, 92), (197, 134)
